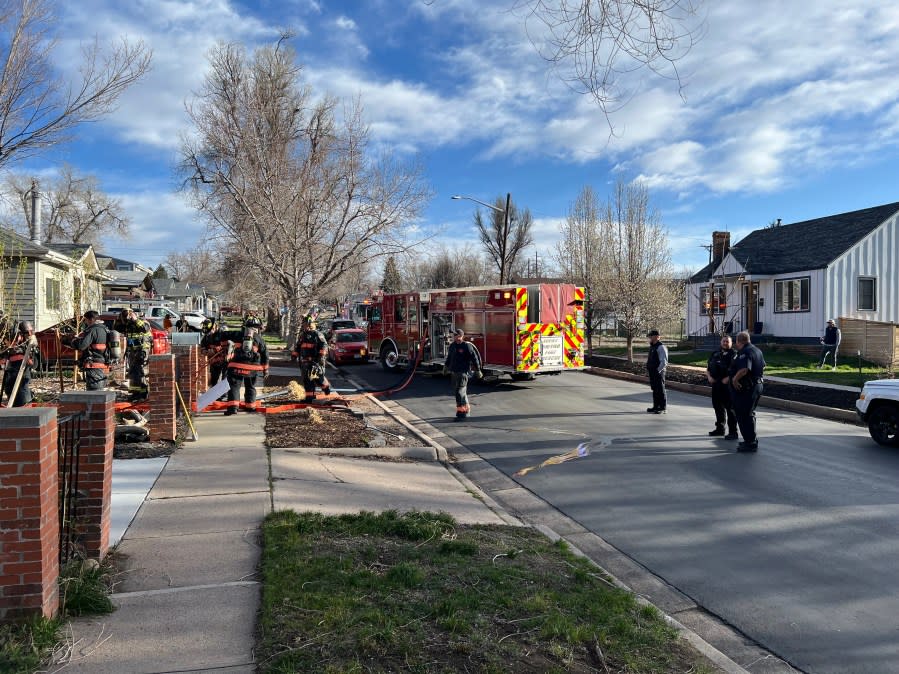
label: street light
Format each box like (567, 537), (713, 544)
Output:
(451, 193), (513, 283)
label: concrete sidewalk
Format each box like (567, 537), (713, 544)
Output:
(50, 403), (512, 673)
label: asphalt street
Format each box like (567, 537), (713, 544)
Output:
(338, 360), (899, 674)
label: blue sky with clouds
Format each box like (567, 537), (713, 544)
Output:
(15, 0), (899, 274)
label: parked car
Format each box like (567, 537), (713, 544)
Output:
(322, 318), (357, 340)
(327, 328), (369, 365)
(177, 311), (208, 331)
(856, 379), (899, 446)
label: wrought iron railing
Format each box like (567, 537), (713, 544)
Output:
(57, 411), (85, 563)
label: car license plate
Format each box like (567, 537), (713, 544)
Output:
(353, 354), (361, 359)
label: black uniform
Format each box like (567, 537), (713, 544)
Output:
(444, 339), (481, 419)
(200, 328), (229, 386)
(729, 342), (766, 449)
(292, 328), (332, 400)
(222, 329), (268, 413)
(70, 323), (111, 391)
(646, 340), (668, 412)
(707, 346), (737, 436)
(115, 315), (152, 400)
(1, 336), (40, 406)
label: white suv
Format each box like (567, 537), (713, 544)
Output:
(856, 379), (899, 446)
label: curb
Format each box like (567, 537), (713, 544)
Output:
(587, 367), (860, 424)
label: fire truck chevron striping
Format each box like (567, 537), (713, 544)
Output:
(360, 283), (586, 380)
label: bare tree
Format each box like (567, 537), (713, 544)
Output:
(179, 38), (430, 345)
(553, 184), (611, 354)
(473, 195), (533, 284)
(4, 166), (130, 247)
(603, 179), (681, 361)
(164, 244), (224, 289)
(410, 244), (489, 289)
(0, 0), (151, 168)
(515, 0), (702, 114)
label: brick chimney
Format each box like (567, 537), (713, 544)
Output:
(711, 231), (730, 265)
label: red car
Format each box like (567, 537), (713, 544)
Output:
(36, 314), (171, 366)
(328, 328), (369, 365)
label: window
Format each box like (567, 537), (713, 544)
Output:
(700, 284), (727, 315)
(45, 278), (61, 310)
(407, 297), (418, 324)
(370, 306), (382, 324)
(774, 277), (809, 313)
(395, 297), (406, 322)
(858, 277), (877, 311)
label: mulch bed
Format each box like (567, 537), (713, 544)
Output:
(588, 355), (860, 410)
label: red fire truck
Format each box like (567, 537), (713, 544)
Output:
(361, 283), (586, 380)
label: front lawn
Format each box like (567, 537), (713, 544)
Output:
(258, 510), (718, 673)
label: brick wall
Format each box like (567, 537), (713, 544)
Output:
(173, 345), (201, 413)
(58, 391), (116, 561)
(148, 354), (176, 441)
(0, 408), (60, 620)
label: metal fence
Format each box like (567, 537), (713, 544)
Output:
(58, 411), (85, 563)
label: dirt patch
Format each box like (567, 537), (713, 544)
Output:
(588, 355), (860, 410)
(264, 393), (428, 449)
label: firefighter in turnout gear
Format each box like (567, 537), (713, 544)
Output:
(115, 308), (152, 401)
(444, 328), (482, 421)
(222, 316), (268, 415)
(1, 321), (40, 406)
(200, 318), (228, 386)
(292, 315), (332, 401)
(68, 310), (112, 391)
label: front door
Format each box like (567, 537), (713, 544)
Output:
(742, 282), (759, 333)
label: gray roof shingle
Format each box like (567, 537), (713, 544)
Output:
(693, 201), (899, 280)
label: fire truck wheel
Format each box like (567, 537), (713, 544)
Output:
(380, 343), (400, 371)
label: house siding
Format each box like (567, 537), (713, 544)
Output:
(2, 258), (37, 326)
(826, 211), (899, 324)
(756, 270), (826, 339)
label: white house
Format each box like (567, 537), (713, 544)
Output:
(686, 201), (899, 342)
(0, 229), (108, 331)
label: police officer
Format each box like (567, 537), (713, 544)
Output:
(222, 316), (268, 415)
(292, 315), (332, 401)
(729, 331), (766, 452)
(646, 329), (668, 414)
(1, 321), (40, 406)
(443, 328), (482, 421)
(706, 334), (737, 438)
(115, 309), (152, 401)
(200, 318), (228, 387)
(69, 310), (111, 391)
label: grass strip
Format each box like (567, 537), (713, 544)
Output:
(258, 510), (716, 673)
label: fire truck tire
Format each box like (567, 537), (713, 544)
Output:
(511, 372), (536, 382)
(380, 343), (400, 371)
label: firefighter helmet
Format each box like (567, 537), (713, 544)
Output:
(201, 318), (216, 333)
(302, 314), (316, 330)
(17, 321), (33, 334)
(244, 316), (262, 329)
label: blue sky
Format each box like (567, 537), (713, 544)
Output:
(15, 0), (899, 275)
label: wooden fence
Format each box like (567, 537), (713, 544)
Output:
(839, 317), (899, 369)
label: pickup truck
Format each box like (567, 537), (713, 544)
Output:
(856, 379), (899, 446)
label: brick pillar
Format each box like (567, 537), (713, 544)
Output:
(173, 345), (200, 413)
(0, 408), (60, 620)
(148, 354), (176, 441)
(58, 391), (116, 561)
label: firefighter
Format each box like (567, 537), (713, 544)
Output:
(1, 321), (41, 406)
(292, 315), (333, 401)
(68, 310), (112, 391)
(222, 316), (268, 415)
(115, 308), (152, 401)
(443, 328), (482, 421)
(200, 318), (228, 386)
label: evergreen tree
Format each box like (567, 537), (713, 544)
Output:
(152, 263), (169, 279)
(381, 256), (402, 293)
